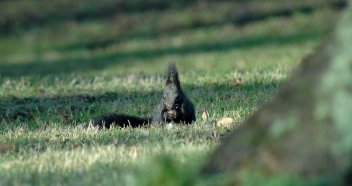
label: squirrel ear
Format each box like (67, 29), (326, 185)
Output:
(166, 63), (180, 87)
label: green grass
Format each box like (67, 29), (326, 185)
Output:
(0, 1), (340, 185)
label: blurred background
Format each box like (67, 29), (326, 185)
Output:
(0, 0), (347, 124)
(0, 0), (346, 76)
(0, 1), (350, 185)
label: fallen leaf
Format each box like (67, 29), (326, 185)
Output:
(231, 77), (243, 86)
(216, 117), (234, 127)
(0, 144), (16, 154)
(202, 111), (209, 121)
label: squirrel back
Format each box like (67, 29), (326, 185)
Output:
(91, 63), (196, 128)
(152, 63), (196, 124)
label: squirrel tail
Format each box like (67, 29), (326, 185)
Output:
(166, 63), (180, 87)
(90, 113), (152, 128)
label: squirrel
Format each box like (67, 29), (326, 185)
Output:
(91, 63), (196, 128)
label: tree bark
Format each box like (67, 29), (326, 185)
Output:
(201, 2), (352, 185)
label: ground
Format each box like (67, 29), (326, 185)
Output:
(0, 1), (340, 185)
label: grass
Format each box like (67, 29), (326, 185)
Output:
(0, 1), (340, 185)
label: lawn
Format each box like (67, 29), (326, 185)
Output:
(0, 1), (341, 185)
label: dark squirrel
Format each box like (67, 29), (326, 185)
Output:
(91, 63), (196, 128)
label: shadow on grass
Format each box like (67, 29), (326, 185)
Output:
(1, 0), (345, 39)
(1, 0), (225, 35)
(0, 80), (281, 159)
(57, 0), (345, 52)
(0, 80), (280, 129)
(0, 91), (161, 125)
(0, 32), (320, 77)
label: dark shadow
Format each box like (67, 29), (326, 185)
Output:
(0, 0), (228, 35)
(0, 90), (161, 124)
(345, 166), (352, 186)
(0, 0), (345, 37)
(56, 0), (346, 52)
(0, 31), (321, 77)
(232, 0), (346, 26)
(0, 80), (281, 129)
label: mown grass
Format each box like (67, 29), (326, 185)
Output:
(0, 1), (340, 185)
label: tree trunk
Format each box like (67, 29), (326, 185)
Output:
(201, 2), (352, 185)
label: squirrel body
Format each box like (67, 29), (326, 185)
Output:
(91, 63), (196, 128)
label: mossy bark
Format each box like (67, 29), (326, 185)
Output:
(201, 2), (352, 185)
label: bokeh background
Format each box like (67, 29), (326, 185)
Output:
(0, 0), (348, 185)
(0, 0), (346, 75)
